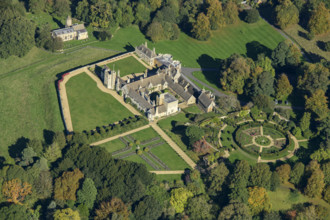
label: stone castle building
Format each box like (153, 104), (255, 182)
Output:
(100, 44), (215, 120)
(51, 16), (88, 42)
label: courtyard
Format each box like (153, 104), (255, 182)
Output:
(106, 56), (147, 77)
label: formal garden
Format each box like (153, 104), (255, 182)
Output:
(66, 72), (134, 132)
(98, 127), (190, 171)
(221, 121), (295, 161)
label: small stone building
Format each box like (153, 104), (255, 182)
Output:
(51, 16), (88, 42)
(135, 42), (157, 66)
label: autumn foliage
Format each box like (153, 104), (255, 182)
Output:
(95, 198), (130, 220)
(192, 138), (211, 154)
(2, 179), (32, 205)
(54, 168), (84, 201)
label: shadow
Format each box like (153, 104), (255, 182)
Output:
(298, 31), (309, 40)
(305, 51), (325, 63)
(317, 41), (326, 51)
(197, 54), (222, 69)
(8, 137), (29, 159)
(43, 129), (55, 145)
(239, 10), (247, 22)
(124, 43), (135, 52)
(245, 41), (272, 60)
(0, 156), (6, 169)
(52, 17), (64, 28)
(258, 4), (275, 24)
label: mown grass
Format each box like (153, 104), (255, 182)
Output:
(92, 19), (284, 68)
(182, 105), (202, 114)
(66, 72), (133, 132)
(228, 148), (258, 165)
(0, 47), (118, 161)
(106, 56), (147, 77)
(284, 24), (330, 62)
(155, 174), (183, 183)
(98, 127), (190, 171)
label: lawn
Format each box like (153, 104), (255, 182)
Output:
(192, 71), (230, 94)
(182, 105), (202, 114)
(155, 174), (183, 183)
(220, 125), (237, 149)
(66, 73), (133, 131)
(228, 148), (258, 165)
(284, 24), (330, 62)
(0, 47), (118, 162)
(98, 127), (190, 171)
(92, 19), (284, 68)
(106, 56), (147, 77)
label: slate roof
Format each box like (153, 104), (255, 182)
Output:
(128, 89), (153, 110)
(52, 27), (74, 36)
(198, 92), (213, 109)
(137, 44), (157, 58)
(165, 75), (193, 102)
(72, 24), (86, 31)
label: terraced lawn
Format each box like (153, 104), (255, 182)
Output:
(66, 72), (133, 131)
(106, 56), (147, 77)
(98, 127), (190, 171)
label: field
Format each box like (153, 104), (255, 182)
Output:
(92, 19), (284, 68)
(0, 47), (118, 161)
(106, 56), (147, 77)
(66, 73), (133, 131)
(98, 127), (189, 171)
(284, 24), (330, 62)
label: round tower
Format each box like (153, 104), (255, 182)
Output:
(66, 15), (72, 27)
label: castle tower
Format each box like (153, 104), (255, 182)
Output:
(66, 15), (72, 27)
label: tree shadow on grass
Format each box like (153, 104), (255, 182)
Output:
(124, 43), (135, 52)
(8, 137), (29, 159)
(316, 41), (326, 51)
(43, 129), (55, 145)
(52, 17), (64, 28)
(246, 41), (272, 60)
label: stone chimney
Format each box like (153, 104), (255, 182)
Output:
(145, 41), (147, 47)
(127, 77), (130, 83)
(153, 47), (156, 55)
(144, 69), (148, 78)
(140, 76), (143, 82)
(66, 15), (72, 27)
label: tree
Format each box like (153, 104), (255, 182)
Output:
(185, 126), (204, 146)
(256, 54), (275, 77)
(77, 178), (97, 209)
(95, 198), (130, 220)
(298, 63), (330, 95)
(28, 0), (46, 13)
(252, 94), (275, 113)
(216, 95), (240, 113)
(43, 143), (62, 162)
(0, 17), (35, 59)
(275, 74), (293, 100)
(248, 186), (272, 215)
(192, 13), (211, 41)
(321, 162), (330, 185)
(223, 1), (239, 25)
(134, 2), (151, 26)
(304, 169), (325, 198)
(206, 0), (224, 30)
(54, 208), (80, 220)
(218, 202), (252, 220)
(26, 139), (43, 157)
(299, 112), (311, 132)
(307, 3), (330, 35)
(186, 195), (213, 219)
(148, 0), (162, 12)
(220, 54), (252, 94)
(310, 147), (330, 162)
(324, 185), (330, 203)
(271, 41), (299, 68)
(54, 168), (84, 201)
(249, 163), (272, 189)
(244, 8), (259, 23)
(121, 5), (134, 27)
(133, 196), (163, 220)
(229, 160), (251, 203)
(53, 0), (70, 17)
(263, 211), (281, 220)
(247, 71), (274, 97)
(2, 179), (32, 205)
(19, 147), (36, 167)
(276, 164), (291, 183)
(0, 205), (37, 220)
(275, 0), (299, 29)
(305, 89), (329, 121)
(146, 21), (164, 42)
(192, 138), (211, 154)
(325, 41), (330, 51)
(34, 171), (53, 199)
(290, 162), (305, 185)
(47, 37), (63, 52)
(75, 0), (89, 22)
(207, 162), (229, 195)
(170, 187), (193, 213)
(53, 131), (66, 149)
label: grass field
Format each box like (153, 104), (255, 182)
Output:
(182, 105), (202, 114)
(66, 73), (133, 131)
(0, 47), (118, 161)
(99, 127), (190, 171)
(92, 19), (284, 68)
(192, 71), (229, 94)
(284, 24), (330, 62)
(228, 148), (258, 165)
(107, 56), (147, 77)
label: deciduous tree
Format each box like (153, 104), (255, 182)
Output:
(305, 89), (329, 121)
(290, 162), (305, 185)
(206, 0), (224, 30)
(248, 186), (272, 215)
(307, 3), (330, 35)
(146, 21), (164, 42)
(54, 168), (84, 201)
(170, 188), (193, 213)
(207, 162), (229, 195)
(77, 178), (97, 209)
(95, 198), (130, 220)
(223, 1), (239, 24)
(275, 0), (299, 29)
(2, 179), (32, 205)
(192, 13), (211, 41)
(304, 169), (325, 198)
(249, 163), (272, 189)
(186, 126), (204, 146)
(186, 195), (213, 219)
(133, 196), (163, 220)
(276, 164), (291, 183)
(218, 202), (251, 220)
(299, 112), (311, 132)
(275, 73), (293, 100)
(54, 208), (80, 220)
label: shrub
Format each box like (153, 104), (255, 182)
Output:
(144, 147), (149, 152)
(325, 41), (330, 51)
(244, 9), (259, 23)
(95, 30), (112, 41)
(137, 150), (142, 155)
(306, 32), (315, 40)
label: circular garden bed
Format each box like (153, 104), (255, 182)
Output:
(225, 122), (295, 160)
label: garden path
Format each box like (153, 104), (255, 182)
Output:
(150, 121), (197, 169)
(218, 124), (227, 147)
(91, 124), (150, 146)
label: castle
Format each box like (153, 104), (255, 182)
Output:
(51, 16), (88, 42)
(100, 44), (215, 120)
